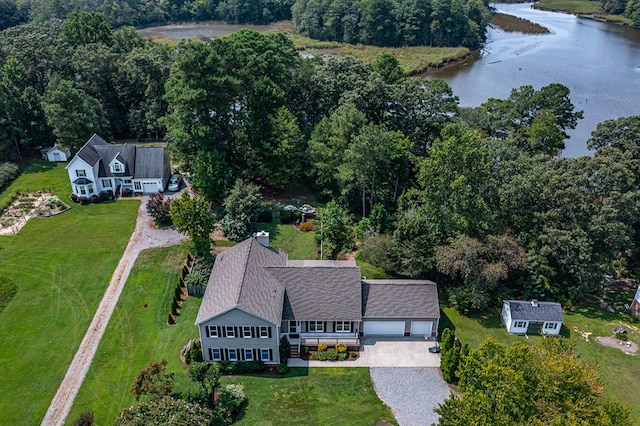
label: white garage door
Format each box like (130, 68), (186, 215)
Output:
(410, 321), (433, 336)
(363, 321), (405, 335)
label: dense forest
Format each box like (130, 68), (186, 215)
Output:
(0, 0), (295, 29)
(292, 0), (491, 47)
(1, 12), (639, 313)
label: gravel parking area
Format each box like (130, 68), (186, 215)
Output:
(370, 367), (450, 426)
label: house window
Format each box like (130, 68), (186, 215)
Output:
(544, 322), (558, 330)
(124, 179), (132, 184)
(228, 349), (238, 361)
(259, 326), (269, 338)
(309, 321), (324, 332)
(243, 326), (252, 338)
(88, 185), (94, 194)
(76, 170), (86, 177)
(134, 182), (142, 191)
(211, 348), (221, 361)
(244, 349), (254, 361)
(225, 326), (235, 338)
(113, 163), (122, 173)
(207, 326), (218, 338)
(335, 321), (351, 332)
(288, 321), (297, 333)
(514, 321), (526, 328)
(102, 179), (112, 188)
(80, 187), (86, 195)
(260, 349), (270, 362)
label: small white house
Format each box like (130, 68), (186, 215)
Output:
(502, 300), (564, 336)
(65, 134), (171, 198)
(41, 144), (71, 162)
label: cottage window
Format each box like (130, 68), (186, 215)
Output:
(225, 326), (235, 338)
(259, 326), (269, 338)
(102, 179), (112, 188)
(228, 349), (238, 361)
(260, 349), (270, 361)
(544, 322), (557, 330)
(76, 170), (86, 177)
(309, 321), (324, 332)
(514, 321), (526, 328)
(335, 321), (351, 332)
(211, 348), (221, 361)
(244, 349), (254, 361)
(207, 326), (218, 338)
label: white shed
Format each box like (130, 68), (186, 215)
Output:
(502, 300), (564, 336)
(41, 144), (71, 162)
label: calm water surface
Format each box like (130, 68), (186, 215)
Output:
(428, 3), (640, 157)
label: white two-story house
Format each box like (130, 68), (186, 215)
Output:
(66, 134), (171, 198)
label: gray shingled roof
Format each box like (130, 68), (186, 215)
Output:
(362, 280), (440, 319)
(505, 300), (564, 322)
(135, 147), (169, 179)
(95, 144), (136, 177)
(272, 266), (362, 321)
(195, 238), (287, 325)
(76, 134), (108, 166)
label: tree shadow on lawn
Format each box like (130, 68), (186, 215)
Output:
(20, 160), (57, 174)
(438, 309), (456, 335)
(568, 300), (633, 323)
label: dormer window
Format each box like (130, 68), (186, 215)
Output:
(111, 162), (123, 173)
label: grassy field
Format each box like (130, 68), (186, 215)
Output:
(67, 245), (202, 425)
(440, 295), (640, 423)
(535, 0), (634, 24)
(0, 162), (139, 425)
(225, 367), (397, 425)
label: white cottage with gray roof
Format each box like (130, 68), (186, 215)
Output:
(502, 300), (564, 336)
(65, 134), (171, 198)
(196, 233), (440, 364)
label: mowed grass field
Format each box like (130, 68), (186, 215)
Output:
(441, 298), (640, 423)
(0, 162), (139, 425)
(67, 245), (201, 425)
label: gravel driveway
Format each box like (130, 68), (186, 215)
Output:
(370, 367), (450, 426)
(41, 197), (186, 426)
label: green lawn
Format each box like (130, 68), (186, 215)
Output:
(440, 301), (640, 423)
(0, 162), (139, 425)
(258, 222), (317, 260)
(67, 245), (201, 425)
(534, 0), (634, 24)
(225, 367), (397, 426)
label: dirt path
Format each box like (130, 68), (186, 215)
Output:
(41, 197), (186, 426)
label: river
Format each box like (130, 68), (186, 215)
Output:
(427, 3), (640, 157)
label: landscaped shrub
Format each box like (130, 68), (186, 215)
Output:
(313, 348), (338, 361)
(235, 360), (266, 374)
(212, 384), (246, 426)
(280, 209), (293, 224)
(350, 352), (358, 358)
(0, 162), (19, 190)
(185, 269), (209, 287)
(89, 195), (99, 203)
(338, 352), (348, 361)
(185, 341), (203, 364)
(147, 192), (172, 226)
(277, 363), (289, 374)
(302, 345), (309, 355)
(280, 336), (291, 363)
(299, 221), (314, 232)
(257, 209), (273, 223)
(336, 343), (347, 353)
(318, 343), (328, 352)
(73, 411), (94, 426)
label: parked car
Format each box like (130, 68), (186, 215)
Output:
(168, 174), (181, 192)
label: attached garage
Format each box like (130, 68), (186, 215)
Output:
(410, 321), (433, 336)
(363, 321), (405, 335)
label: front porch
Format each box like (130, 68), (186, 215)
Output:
(286, 333), (360, 358)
